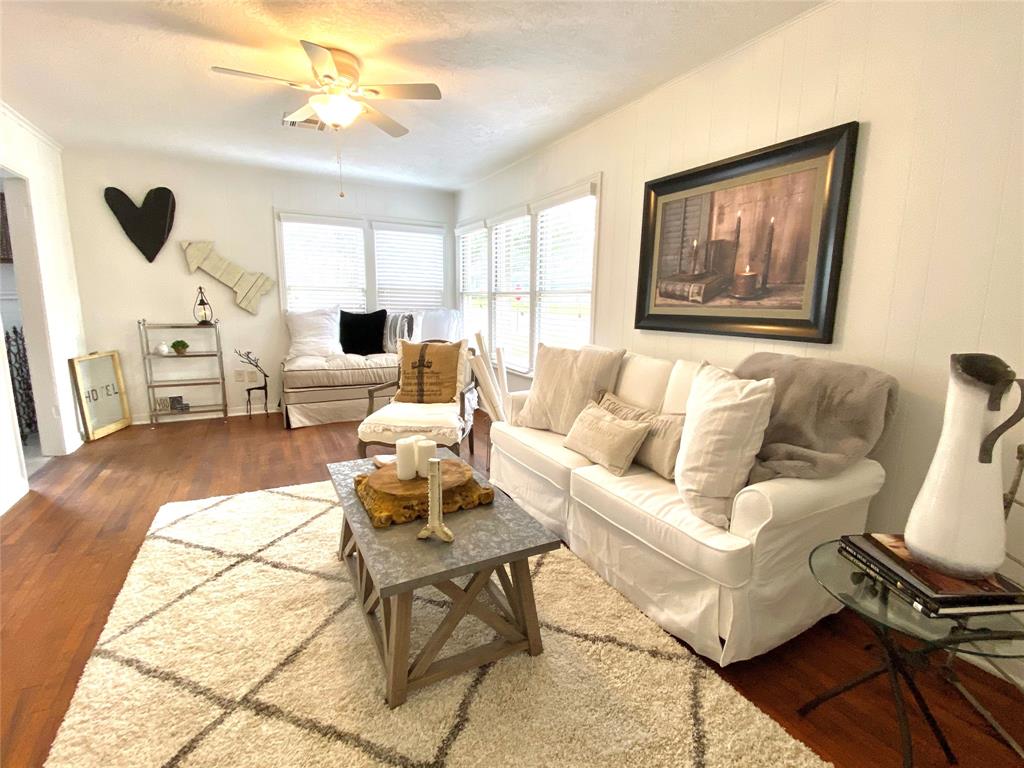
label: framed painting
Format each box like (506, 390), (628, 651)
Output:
(635, 122), (858, 343)
(69, 350), (131, 441)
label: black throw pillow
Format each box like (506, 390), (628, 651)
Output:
(340, 309), (387, 356)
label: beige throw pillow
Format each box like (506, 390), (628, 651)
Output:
(599, 393), (684, 480)
(564, 403), (652, 476)
(674, 364), (775, 528)
(394, 340), (465, 404)
(516, 344), (626, 435)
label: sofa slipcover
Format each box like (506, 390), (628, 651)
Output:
(282, 353), (400, 390)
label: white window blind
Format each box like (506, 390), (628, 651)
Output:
(374, 225), (445, 311)
(535, 194), (596, 349)
(457, 228), (489, 345)
(491, 215), (532, 371)
(279, 217), (366, 312)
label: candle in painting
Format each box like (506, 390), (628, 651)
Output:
(734, 212), (742, 245)
(690, 239), (698, 273)
(760, 216), (775, 290)
(732, 265), (760, 298)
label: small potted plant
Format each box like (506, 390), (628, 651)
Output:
(171, 339), (190, 356)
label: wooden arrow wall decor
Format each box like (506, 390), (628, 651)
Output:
(179, 240), (274, 315)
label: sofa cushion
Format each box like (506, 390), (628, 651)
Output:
(285, 306), (344, 359)
(491, 421), (592, 491)
(599, 393), (684, 480)
(675, 364), (775, 528)
(340, 309), (387, 356)
(570, 464), (752, 587)
(662, 359), (706, 414)
(613, 353), (674, 411)
(564, 403), (651, 476)
(283, 353), (399, 389)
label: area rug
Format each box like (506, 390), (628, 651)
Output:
(45, 481), (828, 768)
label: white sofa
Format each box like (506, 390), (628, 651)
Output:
(489, 352), (886, 665)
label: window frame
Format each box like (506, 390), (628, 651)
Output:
(456, 174), (601, 374)
(274, 209), (450, 314)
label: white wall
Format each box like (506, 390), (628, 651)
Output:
(62, 148), (455, 423)
(0, 105), (87, 512)
(457, 2), (1024, 538)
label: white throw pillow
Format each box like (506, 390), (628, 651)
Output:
(674, 364), (775, 528)
(285, 307), (344, 359)
(516, 344), (627, 436)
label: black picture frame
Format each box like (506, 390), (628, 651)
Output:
(634, 122), (858, 343)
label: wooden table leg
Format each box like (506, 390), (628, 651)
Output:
(510, 558), (543, 656)
(338, 517), (353, 561)
(385, 591), (413, 708)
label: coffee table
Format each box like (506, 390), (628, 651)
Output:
(328, 450), (561, 707)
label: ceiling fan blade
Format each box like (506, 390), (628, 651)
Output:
(300, 40), (339, 84)
(358, 83), (442, 100)
(355, 101), (409, 138)
(283, 104), (317, 123)
(211, 66), (315, 91)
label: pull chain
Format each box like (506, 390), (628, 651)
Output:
(335, 130), (345, 199)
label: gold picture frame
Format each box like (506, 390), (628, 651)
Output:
(69, 350), (131, 441)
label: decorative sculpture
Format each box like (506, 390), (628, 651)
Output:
(104, 187), (175, 262)
(904, 354), (1024, 577)
(234, 349), (269, 416)
(417, 458), (454, 543)
(179, 240), (274, 315)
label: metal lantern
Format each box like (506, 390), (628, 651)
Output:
(193, 286), (214, 325)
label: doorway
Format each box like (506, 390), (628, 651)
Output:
(1, 176), (50, 478)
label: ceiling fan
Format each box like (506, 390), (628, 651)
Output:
(212, 40), (441, 138)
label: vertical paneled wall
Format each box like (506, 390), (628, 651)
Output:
(457, 2), (1024, 539)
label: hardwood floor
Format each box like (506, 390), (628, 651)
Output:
(2, 415), (1021, 768)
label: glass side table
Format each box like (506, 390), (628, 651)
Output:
(800, 540), (1024, 768)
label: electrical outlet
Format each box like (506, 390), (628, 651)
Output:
(233, 370), (245, 383)
(246, 370), (258, 383)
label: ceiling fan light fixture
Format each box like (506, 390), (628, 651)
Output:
(308, 93), (364, 128)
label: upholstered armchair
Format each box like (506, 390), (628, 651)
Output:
(357, 339), (477, 458)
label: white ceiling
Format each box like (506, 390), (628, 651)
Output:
(1, 1), (815, 190)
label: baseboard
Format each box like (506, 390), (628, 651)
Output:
(130, 405), (282, 426)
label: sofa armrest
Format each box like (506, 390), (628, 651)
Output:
(503, 390), (530, 424)
(729, 459), (886, 542)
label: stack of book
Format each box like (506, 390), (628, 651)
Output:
(839, 533), (1024, 618)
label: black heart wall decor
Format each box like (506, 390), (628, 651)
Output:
(103, 186), (176, 262)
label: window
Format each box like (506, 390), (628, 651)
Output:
(373, 224), (445, 311)
(278, 215), (367, 312)
(456, 183), (598, 372)
(491, 215), (532, 371)
(457, 228), (489, 348)
(277, 213), (448, 314)
(535, 195), (597, 350)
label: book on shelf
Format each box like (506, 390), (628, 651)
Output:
(839, 533), (1024, 618)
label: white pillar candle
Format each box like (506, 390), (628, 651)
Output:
(415, 439), (437, 478)
(395, 436), (419, 481)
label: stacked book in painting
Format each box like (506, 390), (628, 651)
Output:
(839, 533), (1024, 618)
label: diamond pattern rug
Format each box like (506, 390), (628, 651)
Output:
(45, 481), (828, 768)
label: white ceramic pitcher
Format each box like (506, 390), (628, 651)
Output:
(904, 354), (1024, 578)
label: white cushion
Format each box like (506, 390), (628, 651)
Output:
(490, 421), (591, 491)
(358, 401), (464, 445)
(674, 364), (775, 527)
(613, 353), (674, 411)
(285, 307), (344, 359)
(282, 353), (398, 389)
(413, 308), (463, 342)
(661, 359), (705, 414)
(570, 464), (752, 587)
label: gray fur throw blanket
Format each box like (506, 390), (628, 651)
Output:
(733, 352), (899, 483)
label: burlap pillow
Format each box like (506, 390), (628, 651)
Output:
(599, 393), (684, 480)
(394, 340), (464, 404)
(564, 403), (652, 476)
(516, 344), (626, 435)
